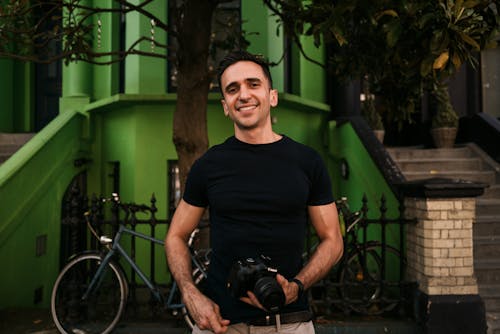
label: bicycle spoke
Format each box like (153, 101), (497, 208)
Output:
(51, 254), (127, 334)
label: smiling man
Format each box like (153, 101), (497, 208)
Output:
(165, 50), (343, 334)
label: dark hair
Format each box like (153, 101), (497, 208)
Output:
(217, 50), (273, 95)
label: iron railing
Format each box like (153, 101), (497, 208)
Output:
(61, 190), (417, 318)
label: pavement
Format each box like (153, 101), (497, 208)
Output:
(0, 308), (420, 334)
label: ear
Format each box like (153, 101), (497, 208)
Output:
(221, 99), (229, 116)
(269, 89), (278, 107)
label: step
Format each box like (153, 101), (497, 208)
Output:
(474, 236), (500, 259)
(475, 259), (500, 284)
(474, 216), (500, 237)
(480, 285), (500, 314)
(477, 199), (500, 216)
(394, 158), (483, 173)
(0, 153), (11, 163)
(387, 147), (473, 160)
(0, 133), (34, 164)
(483, 185), (500, 199)
(403, 170), (496, 184)
(486, 312), (500, 334)
(0, 132), (34, 144)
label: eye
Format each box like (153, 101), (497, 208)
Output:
(226, 85), (238, 94)
(250, 82), (260, 88)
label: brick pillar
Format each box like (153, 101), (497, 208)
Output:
(405, 197), (478, 295)
(400, 178), (487, 334)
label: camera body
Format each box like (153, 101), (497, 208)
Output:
(227, 256), (285, 313)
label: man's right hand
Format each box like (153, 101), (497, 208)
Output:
(184, 288), (230, 334)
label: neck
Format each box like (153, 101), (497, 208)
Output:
(234, 127), (282, 144)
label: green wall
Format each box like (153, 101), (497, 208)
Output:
(0, 110), (87, 308)
(81, 93), (329, 286)
(85, 93), (330, 207)
(327, 120), (402, 277)
(0, 0), (398, 309)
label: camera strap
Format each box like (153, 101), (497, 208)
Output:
(275, 314), (281, 332)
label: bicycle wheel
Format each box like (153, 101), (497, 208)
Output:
(339, 248), (381, 314)
(338, 245), (402, 315)
(51, 252), (128, 334)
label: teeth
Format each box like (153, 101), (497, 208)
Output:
(238, 106), (256, 112)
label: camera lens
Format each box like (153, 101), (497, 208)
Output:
(253, 277), (285, 313)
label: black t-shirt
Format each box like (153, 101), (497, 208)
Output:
(183, 135), (334, 324)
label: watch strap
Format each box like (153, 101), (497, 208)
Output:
(289, 277), (305, 298)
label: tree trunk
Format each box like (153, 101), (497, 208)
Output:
(173, 0), (217, 193)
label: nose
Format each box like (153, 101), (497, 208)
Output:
(238, 84), (251, 101)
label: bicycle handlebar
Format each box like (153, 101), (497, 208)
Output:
(335, 197), (362, 234)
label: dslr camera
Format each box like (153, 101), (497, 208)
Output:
(227, 256), (285, 313)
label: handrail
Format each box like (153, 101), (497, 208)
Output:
(335, 115), (406, 197)
(0, 109), (87, 186)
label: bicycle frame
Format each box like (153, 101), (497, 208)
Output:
(83, 223), (208, 313)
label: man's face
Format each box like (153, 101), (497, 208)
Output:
(220, 61), (278, 131)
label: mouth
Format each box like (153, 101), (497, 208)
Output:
(236, 104), (258, 112)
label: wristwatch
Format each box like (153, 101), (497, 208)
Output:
(289, 277), (305, 299)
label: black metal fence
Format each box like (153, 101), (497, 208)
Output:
(61, 187), (417, 319)
(308, 194), (417, 318)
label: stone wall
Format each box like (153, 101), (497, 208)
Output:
(404, 197), (478, 295)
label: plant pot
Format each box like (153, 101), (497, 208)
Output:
(373, 130), (385, 143)
(431, 127), (457, 148)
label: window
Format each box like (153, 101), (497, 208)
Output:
(167, 0), (241, 92)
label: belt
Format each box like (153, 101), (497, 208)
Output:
(246, 310), (313, 326)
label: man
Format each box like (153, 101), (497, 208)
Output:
(165, 50), (343, 334)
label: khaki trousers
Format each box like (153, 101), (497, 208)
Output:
(192, 320), (315, 333)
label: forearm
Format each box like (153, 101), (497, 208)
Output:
(165, 234), (198, 295)
(296, 237), (343, 289)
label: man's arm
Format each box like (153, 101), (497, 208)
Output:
(281, 202), (344, 304)
(244, 202), (343, 307)
(165, 199), (230, 333)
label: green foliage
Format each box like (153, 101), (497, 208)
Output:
(361, 96), (384, 130)
(265, 0), (500, 128)
(431, 81), (459, 128)
(360, 78), (384, 130)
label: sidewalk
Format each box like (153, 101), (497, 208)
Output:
(0, 308), (420, 334)
(0, 308), (188, 334)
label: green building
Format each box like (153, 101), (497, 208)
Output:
(2, 5), (498, 332)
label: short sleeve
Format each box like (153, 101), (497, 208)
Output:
(183, 158), (209, 208)
(308, 155), (334, 206)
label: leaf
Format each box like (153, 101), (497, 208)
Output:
(330, 26), (347, 46)
(420, 56), (434, 76)
(433, 51), (449, 70)
(454, 0), (465, 19)
(430, 30), (450, 52)
(386, 21), (402, 48)
(463, 0), (481, 9)
(458, 31), (480, 50)
(451, 52), (462, 69)
(375, 9), (399, 21)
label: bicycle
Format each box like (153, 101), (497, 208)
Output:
(50, 193), (210, 334)
(307, 197), (404, 316)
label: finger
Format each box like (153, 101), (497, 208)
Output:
(244, 291), (266, 310)
(276, 273), (288, 286)
(208, 314), (229, 334)
(213, 304), (231, 327)
(276, 275), (298, 304)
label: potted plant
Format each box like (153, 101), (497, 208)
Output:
(418, 0), (499, 147)
(361, 78), (385, 142)
(430, 81), (459, 147)
(265, 0), (498, 140)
